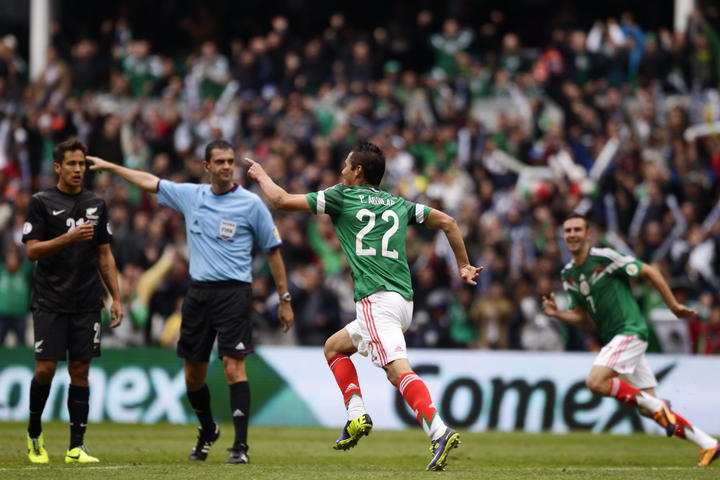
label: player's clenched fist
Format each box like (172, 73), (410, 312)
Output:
(66, 222), (94, 243)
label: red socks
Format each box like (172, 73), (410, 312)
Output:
(328, 354), (362, 405)
(609, 378), (641, 405)
(398, 372), (437, 425)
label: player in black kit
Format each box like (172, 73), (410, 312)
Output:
(21, 139), (122, 464)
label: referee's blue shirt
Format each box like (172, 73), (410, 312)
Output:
(157, 180), (281, 282)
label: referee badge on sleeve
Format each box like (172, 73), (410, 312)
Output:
(219, 220), (237, 240)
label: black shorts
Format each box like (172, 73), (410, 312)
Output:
(178, 281), (254, 362)
(32, 310), (101, 361)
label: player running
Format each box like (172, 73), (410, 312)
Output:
(246, 142), (482, 471)
(542, 212), (719, 467)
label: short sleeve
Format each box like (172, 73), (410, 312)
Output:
(96, 200), (112, 245)
(601, 248), (644, 279)
(22, 196), (46, 243)
(156, 180), (198, 214)
(305, 184), (344, 216)
(252, 198), (282, 252)
(404, 199), (431, 225)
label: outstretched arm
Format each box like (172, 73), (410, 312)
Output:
(424, 209), (483, 285)
(541, 293), (587, 326)
(245, 157), (311, 211)
(640, 263), (697, 318)
(87, 156), (160, 193)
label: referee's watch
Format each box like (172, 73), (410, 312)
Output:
(279, 292), (292, 303)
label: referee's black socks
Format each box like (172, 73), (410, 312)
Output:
(187, 384), (216, 432)
(68, 384), (89, 449)
(28, 378), (51, 438)
(229, 381), (250, 447)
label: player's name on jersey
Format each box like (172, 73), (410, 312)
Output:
(359, 194), (395, 206)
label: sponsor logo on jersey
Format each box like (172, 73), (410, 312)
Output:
(22, 222), (32, 235)
(272, 225), (281, 241)
(52, 209), (65, 216)
(107, 222), (112, 235)
(580, 281), (590, 296)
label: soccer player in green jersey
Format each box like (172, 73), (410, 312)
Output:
(246, 142), (482, 471)
(542, 212), (719, 467)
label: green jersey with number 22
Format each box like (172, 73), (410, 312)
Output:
(561, 247), (649, 345)
(306, 184), (431, 301)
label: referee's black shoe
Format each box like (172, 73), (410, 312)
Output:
(225, 442), (249, 464)
(188, 424), (220, 461)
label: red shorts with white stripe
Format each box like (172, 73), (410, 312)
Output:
(593, 334), (657, 389)
(345, 290), (412, 368)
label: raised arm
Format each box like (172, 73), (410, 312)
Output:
(640, 263), (697, 318)
(245, 157), (311, 211)
(97, 243), (123, 328)
(424, 208), (483, 285)
(87, 156), (160, 193)
(541, 292), (588, 326)
(266, 246), (294, 333)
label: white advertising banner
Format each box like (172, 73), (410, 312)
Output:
(260, 347), (720, 435)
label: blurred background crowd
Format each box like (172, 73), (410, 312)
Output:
(1, 0), (720, 354)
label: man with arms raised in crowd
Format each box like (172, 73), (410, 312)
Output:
(23, 139), (123, 464)
(246, 142), (482, 471)
(542, 212), (719, 467)
(88, 139), (294, 464)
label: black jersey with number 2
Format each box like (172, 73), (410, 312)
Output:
(22, 187), (112, 313)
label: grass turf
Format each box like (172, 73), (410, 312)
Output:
(0, 421), (716, 479)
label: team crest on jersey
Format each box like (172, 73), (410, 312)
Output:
(86, 207), (99, 226)
(219, 220), (237, 240)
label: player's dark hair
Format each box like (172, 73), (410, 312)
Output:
(204, 139), (234, 162)
(350, 142), (385, 186)
(563, 212), (590, 228)
(53, 138), (87, 164)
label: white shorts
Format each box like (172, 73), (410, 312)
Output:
(345, 290), (413, 368)
(593, 334), (658, 389)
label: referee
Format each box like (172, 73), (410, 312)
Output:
(22, 138), (123, 464)
(88, 139), (294, 465)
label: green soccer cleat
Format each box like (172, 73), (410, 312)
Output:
(65, 445), (99, 463)
(27, 433), (49, 464)
(333, 413), (373, 451)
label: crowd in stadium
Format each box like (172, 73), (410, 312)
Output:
(1, 6), (720, 354)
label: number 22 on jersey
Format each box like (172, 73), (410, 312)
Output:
(355, 208), (399, 259)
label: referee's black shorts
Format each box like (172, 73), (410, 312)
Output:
(178, 280), (253, 362)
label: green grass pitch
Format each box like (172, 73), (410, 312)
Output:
(0, 421), (716, 479)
